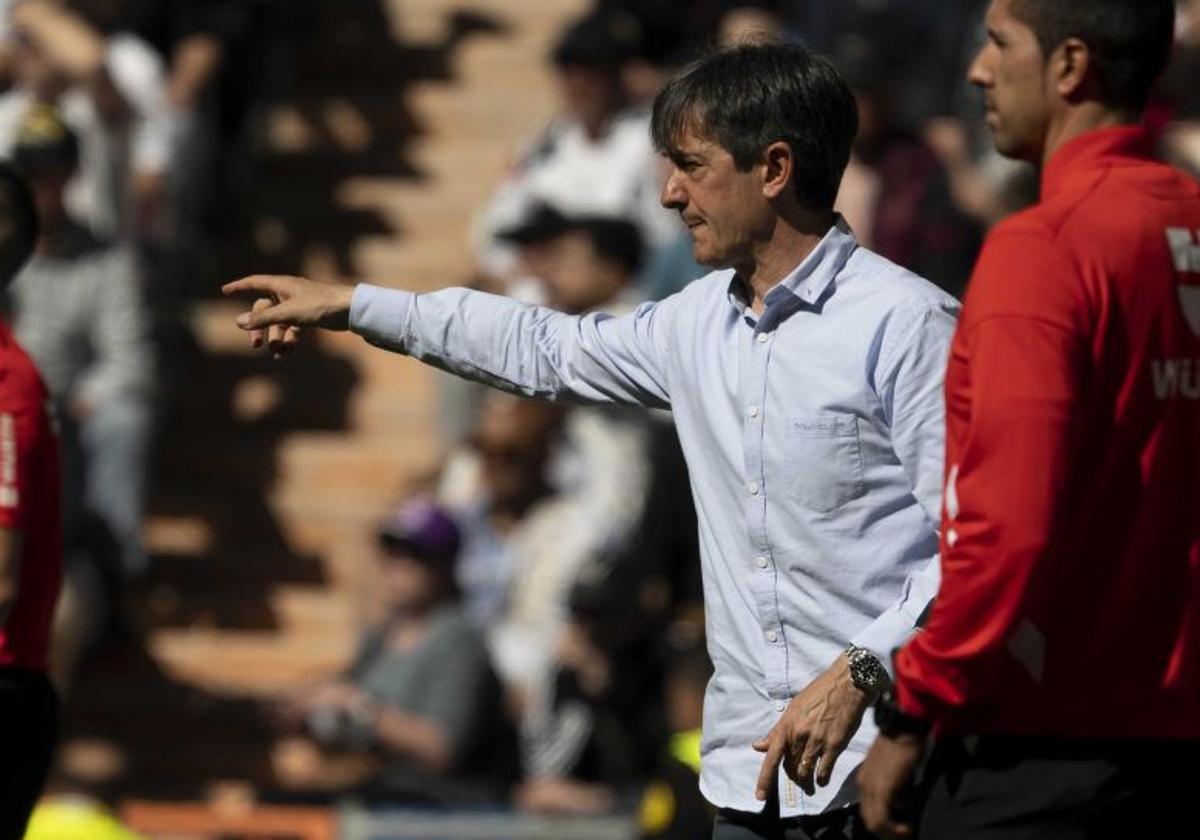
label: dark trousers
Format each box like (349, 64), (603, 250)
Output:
(0, 668), (58, 840)
(921, 735), (1200, 840)
(714, 787), (869, 840)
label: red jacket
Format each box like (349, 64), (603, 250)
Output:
(895, 126), (1200, 738)
(0, 322), (61, 673)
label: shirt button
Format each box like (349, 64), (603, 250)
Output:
(755, 555), (768, 569)
(757, 333), (769, 344)
(748, 481), (760, 496)
(766, 630), (778, 643)
(775, 701), (787, 713)
(748, 405), (759, 418)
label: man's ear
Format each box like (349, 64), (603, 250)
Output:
(1050, 37), (1092, 101)
(761, 141), (793, 200)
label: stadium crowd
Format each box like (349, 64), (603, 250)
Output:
(0, 0), (1199, 838)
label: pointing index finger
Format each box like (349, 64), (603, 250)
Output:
(222, 275), (288, 299)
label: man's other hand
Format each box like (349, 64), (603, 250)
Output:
(752, 654), (870, 799)
(222, 275), (355, 360)
(859, 732), (924, 839)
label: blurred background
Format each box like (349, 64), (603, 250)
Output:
(1, 0), (1197, 838)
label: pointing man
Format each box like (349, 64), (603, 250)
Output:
(228, 42), (958, 838)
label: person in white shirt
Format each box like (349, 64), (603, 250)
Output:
(0, 0), (175, 240)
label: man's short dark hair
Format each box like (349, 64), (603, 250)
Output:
(0, 163), (39, 288)
(651, 40), (858, 212)
(1011, 0), (1176, 113)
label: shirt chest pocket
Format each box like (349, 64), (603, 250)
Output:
(784, 414), (866, 513)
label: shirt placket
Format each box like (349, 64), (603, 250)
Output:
(741, 316), (789, 709)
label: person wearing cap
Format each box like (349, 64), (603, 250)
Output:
(7, 104), (154, 611)
(272, 499), (516, 804)
(229, 41), (957, 838)
(473, 9), (679, 285)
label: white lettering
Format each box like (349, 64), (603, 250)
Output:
(1166, 228), (1200, 273)
(1154, 359), (1180, 399)
(0, 414), (15, 509)
(1183, 359), (1200, 400)
(1151, 358), (1200, 400)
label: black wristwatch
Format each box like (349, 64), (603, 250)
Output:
(844, 643), (890, 701)
(873, 688), (932, 739)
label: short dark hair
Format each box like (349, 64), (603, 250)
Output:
(0, 164), (39, 288)
(651, 40), (858, 212)
(1011, 0), (1176, 113)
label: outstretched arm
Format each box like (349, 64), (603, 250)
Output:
(223, 275), (677, 408)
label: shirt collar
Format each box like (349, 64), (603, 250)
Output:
(1040, 124), (1156, 201)
(725, 215), (858, 316)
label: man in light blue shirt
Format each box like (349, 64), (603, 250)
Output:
(226, 42), (958, 839)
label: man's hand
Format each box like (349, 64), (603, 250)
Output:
(753, 654), (870, 800)
(222, 275), (355, 360)
(858, 732), (925, 839)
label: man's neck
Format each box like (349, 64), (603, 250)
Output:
(1039, 104), (1139, 170)
(737, 211), (835, 315)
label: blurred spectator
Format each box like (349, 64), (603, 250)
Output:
(1160, 0), (1200, 175)
(5, 107), (153, 693)
(538, 214), (645, 314)
(833, 26), (983, 298)
(0, 0), (175, 242)
(793, 0), (988, 124)
(473, 9), (679, 284)
(440, 393), (650, 708)
(717, 2), (785, 46)
(273, 500), (516, 804)
(636, 632), (714, 840)
(516, 563), (668, 816)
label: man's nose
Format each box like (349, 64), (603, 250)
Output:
(660, 169), (685, 209)
(967, 46), (993, 88)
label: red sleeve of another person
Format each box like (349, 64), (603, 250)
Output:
(893, 222), (1090, 724)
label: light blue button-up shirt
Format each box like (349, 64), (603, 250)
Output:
(348, 220), (959, 816)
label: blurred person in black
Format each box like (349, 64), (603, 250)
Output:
(516, 562), (668, 816)
(6, 106), (154, 678)
(792, 0), (989, 125)
(832, 17), (983, 298)
(0, 162), (63, 840)
(273, 499), (516, 805)
(638, 633), (715, 840)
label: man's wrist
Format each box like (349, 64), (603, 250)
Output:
(873, 688), (932, 739)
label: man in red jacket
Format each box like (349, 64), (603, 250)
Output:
(860, 0), (1199, 837)
(0, 163), (63, 840)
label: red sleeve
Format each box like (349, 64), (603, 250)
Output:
(894, 224), (1090, 722)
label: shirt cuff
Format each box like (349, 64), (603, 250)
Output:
(349, 284), (415, 350)
(851, 608), (920, 682)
